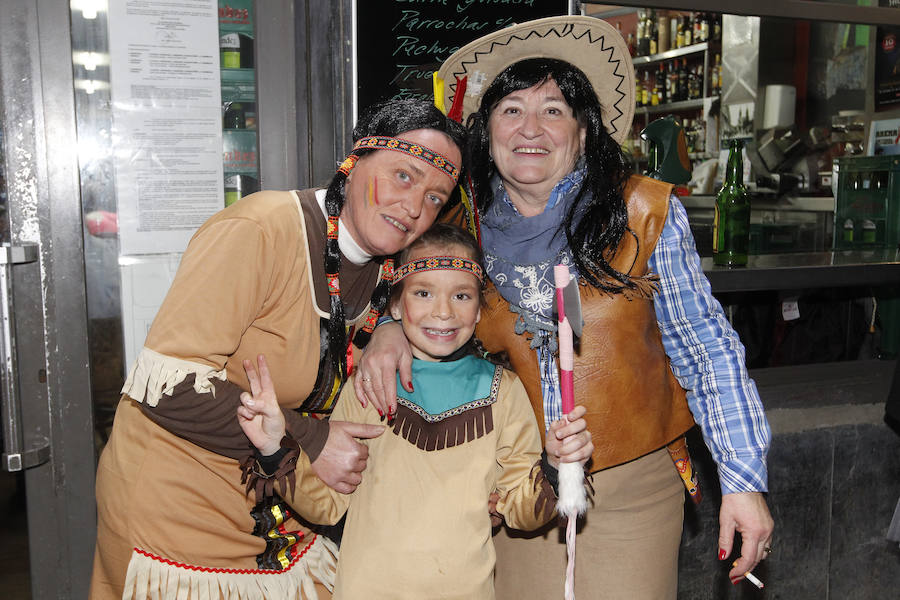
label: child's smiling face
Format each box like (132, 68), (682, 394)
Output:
(390, 243), (482, 362)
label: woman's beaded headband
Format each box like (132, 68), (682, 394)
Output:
(393, 255), (484, 284)
(344, 135), (460, 182)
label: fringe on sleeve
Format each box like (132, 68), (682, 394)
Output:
(121, 347), (227, 407)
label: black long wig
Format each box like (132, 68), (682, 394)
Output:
(303, 99), (466, 412)
(465, 58), (637, 293)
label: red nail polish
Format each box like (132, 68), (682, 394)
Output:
(718, 549), (727, 560)
(731, 578), (739, 586)
(377, 408), (384, 418)
(408, 381), (414, 391)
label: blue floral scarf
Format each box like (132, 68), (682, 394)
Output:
(480, 163), (588, 431)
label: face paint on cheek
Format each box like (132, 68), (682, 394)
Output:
(367, 177), (375, 206)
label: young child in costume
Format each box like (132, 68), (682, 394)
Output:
(237, 223), (593, 599)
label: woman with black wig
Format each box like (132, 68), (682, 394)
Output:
(357, 16), (774, 598)
(90, 98), (465, 599)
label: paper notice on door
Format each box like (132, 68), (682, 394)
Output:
(109, 0), (223, 256)
(108, 0), (220, 109)
(113, 109), (223, 255)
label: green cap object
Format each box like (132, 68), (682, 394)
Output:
(640, 116), (693, 185)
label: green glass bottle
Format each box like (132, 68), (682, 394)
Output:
(713, 139), (751, 267)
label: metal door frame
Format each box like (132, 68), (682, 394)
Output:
(0, 0), (96, 597)
(256, 0), (354, 191)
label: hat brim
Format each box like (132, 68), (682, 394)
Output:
(437, 16), (635, 145)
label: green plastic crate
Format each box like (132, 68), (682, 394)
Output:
(832, 155), (900, 250)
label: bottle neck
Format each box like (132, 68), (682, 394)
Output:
(725, 143), (743, 185)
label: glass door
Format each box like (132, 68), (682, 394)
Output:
(0, 1), (97, 598)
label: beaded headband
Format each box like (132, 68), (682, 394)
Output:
(393, 255), (484, 284)
(348, 136), (460, 182)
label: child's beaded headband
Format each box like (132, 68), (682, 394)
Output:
(338, 135), (460, 182)
(393, 255), (484, 284)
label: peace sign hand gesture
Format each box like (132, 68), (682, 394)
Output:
(237, 354), (286, 456)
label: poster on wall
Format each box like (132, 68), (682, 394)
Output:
(353, 0), (572, 118)
(867, 117), (900, 155)
(876, 0), (900, 110)
(109, 0), (224, 256)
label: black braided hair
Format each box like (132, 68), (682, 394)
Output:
(321, 99), (467, 384)
(466, 58), (638, 293)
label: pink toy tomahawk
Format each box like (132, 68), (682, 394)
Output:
(553, 264), (589, 600)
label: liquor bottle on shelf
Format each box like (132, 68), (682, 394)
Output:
(657, 63), (668, 104)
(689, 64), (702, 100)
(668, 60), (679, 102)
(671, 16), (680, 50)
(658, 13), (670, 53)
(677, 59), (688, 102)
(651, 72), (661, 106)
(649, 9), (658, 56)
(636, 74), (644, 108)
(711, 54), (721, 94)
(675, 16), (685, 49)
(698, 12), (709, 43)
(713, 139), (751, 267)
(220, 32), (241, 68)
(682, 14), (693, 47)
(627, 32), (636, 56)
(717, 54), (724, 93)
(641, 71), (651, 107)
(224, 174), (260, 207)
(636, 10), (650, 56)
(223, 102), (246, 129)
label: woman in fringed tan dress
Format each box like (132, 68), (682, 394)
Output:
(90, 99), (465, 600)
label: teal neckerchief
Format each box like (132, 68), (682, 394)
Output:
(396, 355), (498, 420)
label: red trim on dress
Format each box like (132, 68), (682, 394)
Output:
(132, 534), (317, 575)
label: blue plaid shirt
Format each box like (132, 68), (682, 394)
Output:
(649, 196), (771, 495)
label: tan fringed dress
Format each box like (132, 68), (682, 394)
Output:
(280, 356), (561, 600)
(91, 189), (385, 600)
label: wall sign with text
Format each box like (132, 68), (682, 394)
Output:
(354, 0), (570, 114)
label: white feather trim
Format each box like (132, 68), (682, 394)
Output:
(557, 461), (589, 517)
(121, 347), (227, 407)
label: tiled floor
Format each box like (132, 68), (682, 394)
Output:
(0, 469), (31, 599)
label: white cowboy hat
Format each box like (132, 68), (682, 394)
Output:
(436, 15), (635, 145)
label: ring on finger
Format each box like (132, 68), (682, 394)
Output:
(361, 376), (372, 383)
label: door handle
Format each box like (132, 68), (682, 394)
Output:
(1, 243), (50, 472)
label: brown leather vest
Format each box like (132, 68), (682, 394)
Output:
(474, 175), (696, 473)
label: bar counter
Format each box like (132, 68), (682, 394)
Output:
(702, 248), (900, 293)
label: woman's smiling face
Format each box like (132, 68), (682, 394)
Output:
(341, 129), (461, 256)
(487, 78), (585, 214)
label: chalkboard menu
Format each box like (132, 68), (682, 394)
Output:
(355, 0), (570, 112)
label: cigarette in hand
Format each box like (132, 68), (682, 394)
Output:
(732, 561), (764, 589)
(743, 571), (764, 589)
